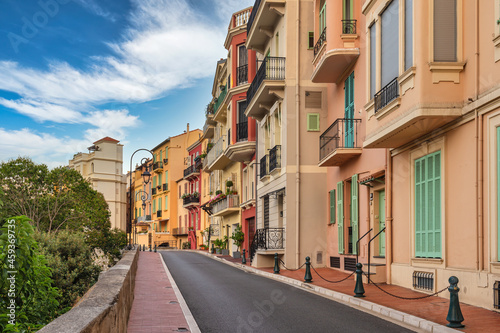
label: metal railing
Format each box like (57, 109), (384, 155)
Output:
(247, 57), (286, 105)
(269, 145), (281, 172)
(211, 195), (239, 215)
(157, 210), (162, 218)
(183, 196), (200, 206)
(204, 135), (227, 168)
(342, 19), (357, 34)
(314, 28), (326, 56)
(195, 158), (203, 170)
(374, 78), (399, 113)
(162, 183), (168, 191)
(367, 227), (386, 284)
(214, 84), (227, 114)
(247, 0), (262, 34)
(260, 154), (268, 179)
(236, 64), (248, 86)
(153, 161), (163, 171)
(319, 118), (362, 161)
(183, 165), (199, 178)
(152, 188), (157, 195)
(172, 227), (189, 236)
(249, 227), (285, 261)
(236, 122), (248, 142)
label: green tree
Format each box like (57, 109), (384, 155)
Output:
(0, 216), (60, 332)
(34, 230), (101, 312)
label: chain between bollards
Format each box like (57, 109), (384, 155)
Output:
(242, 249), (246, 264)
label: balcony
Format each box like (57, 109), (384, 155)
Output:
(249, 228), (284, 259)
(173, 227), (189, 236)
(163, 158), (168, 165)
(204, 135), (231, 171)
(311, 20), (359, 83)
(136, 215), (152, 223)
(247, 0), (285, 54)
(374, 78), (399, 113)
(152, 188), (157, 195)
(183, 165), (200, 180)
(226, 122), (255, 163)
(183, 195), (200, 208)
(269, 145), (281, 173)
(202, 122), (215, 139)
(260, 154), (268, 180)
(213, 85), (228, 121)
(319, 118), (362, 167)
(211, 195), (240, 216)
(157, 210), (162, 218)
(152, 161), (163, 173)
(246, 57), (286, 121)
(236, 122), (248, 142)
(162, 183), (168, 192)
(236, 65), (248, 86)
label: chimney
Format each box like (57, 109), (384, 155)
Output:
(187, 123), (190, 134)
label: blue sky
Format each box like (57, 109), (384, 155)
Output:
(0, 0), (254, 170)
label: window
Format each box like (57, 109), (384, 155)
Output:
(165, 195), (168, 210)
(158, 198), (162, 211)
(351, 174), (359, 255)
(405, 0), (413, 70)
(135, 208), (137, 218)
(433, 0), (457, 62)
(381, 0), (399, 88)
(153, 199), (156, 212)
(345, 72), (355, 147)
(178, 185), (181, 198)
(308, 32), (314, 49)
(343, 0), (353, 20)
(319, 0), (326, 32)
(337, 181), (344, 254)
(165, 147), (168, 159)
(369, 23), (377, 99)
(139, 208), (141, 217)
(263, 196), (269, 229)
(307, 113), (320, 131)
(415, 151), (442, 258)
(329, 189), (336, 224)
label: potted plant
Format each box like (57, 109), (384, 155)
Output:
(230, 225), (245, 259)
(221, 236), (230, 256)
(215, 190), (223, 195)
(213, 238), (223, 254)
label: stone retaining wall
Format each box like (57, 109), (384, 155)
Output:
(38, 249), (138, 333)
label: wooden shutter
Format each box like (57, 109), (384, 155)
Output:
(337, 181), (344, 254)
(307, 113), (320, 131)
(153, 198), (156, 212)
(351, 174), (359, 255)
(434, 0), (457, 62)
(165, 196), (168, 210)
(158, 197), (162, 211)
(329, 189), (336, 224)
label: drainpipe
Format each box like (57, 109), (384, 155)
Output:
(386, 149), (393, 284)
(295, 0), (301, 268)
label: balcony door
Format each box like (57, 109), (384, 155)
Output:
(344, 72), (354, 148)
(238, 44), (248, 85)
(237, 100), (248, 142)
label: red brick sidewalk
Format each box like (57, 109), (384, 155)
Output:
(128, 252), (190, 333)
(213, 252), (500, 333)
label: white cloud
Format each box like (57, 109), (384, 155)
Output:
(83, 109), (139, 142)
(0, 98), (81, 123)
(74, 0), (118, 22)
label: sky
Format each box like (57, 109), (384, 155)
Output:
(0, 0), (254, 170)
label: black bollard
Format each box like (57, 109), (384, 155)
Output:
(242, 249), (247, 264)
(211, 243), (215, 254)
(446, 276), (465, 328)
(304, 257), (312, 283)
(138, 244), (141, 251)
(149, 245), (152, 252)
(154, 244), (157, 253)
(143, 244), (145, 252)
(274, 253), (280, 274)
(354, 263), (365, 297)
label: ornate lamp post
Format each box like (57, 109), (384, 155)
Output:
(129, 149), (154, 250)
(133, 189), (149, 246)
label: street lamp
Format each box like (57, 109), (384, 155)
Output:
(129, 148), (154, 250)
(133, 189), (149, 246)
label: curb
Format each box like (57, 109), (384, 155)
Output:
(182, 250), (459, 333)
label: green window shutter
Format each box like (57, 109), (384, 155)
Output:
(498, 126), (500, 260)
(351, 174), (359, 255)
(153, 176), (157, 188)
(307, 113), (320, 131)
(135, 208), (137, 218)
(159, 150), (162, 162)
(165, 170), (168, 184)
(415, 151), (441, 258)
(139, 208), (141, 217)
(337, 181), (344, 254)
(319, 2), (326, 32)
(165, 147), (168, 159)
(165, 195), (168, 210)
(158, 197), (162, 210)
(153, 199), (156, 212)
(329, 189), (336, 224)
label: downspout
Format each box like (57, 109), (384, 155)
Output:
(295, 0), (301, 268)
(386, 149), (393, 284)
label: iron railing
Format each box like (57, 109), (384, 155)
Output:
(314, 28), (326, 56)
(157, 210), (162, 218)
(183, 165), (199, 178)
(236, 122), (248, 142)
(183, 196), (200, 206)
(153, 161), (163, 171)
(260, 154), (268, 179)
(236, 65), (248, 86)
(319, 118), (362, 161)
(214, 84), (227, 113)
(173, 227), (189, 236)
(247, 0), (262, 34)
(162, 183), (168, 191)
(211, 195), (239, 215)
(152, 188), (157, 195)
(195, 158), (203, 170)
(342, 19), (357, 34)
(374, 77), (399, 113)
(269, 145), (281, 172)
(367, 227), (386, 283)
(249, 227), (284, 261)
(413, 271), (434, 291)
(204, 135), (227, 168)
(247, 57), (286, 105)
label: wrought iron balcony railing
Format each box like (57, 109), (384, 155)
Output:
(152, 188), (157, 195)
(195, 158), (203, 170)
(183, 196), (200, 206)
(162, 183), (168, 191)
(319, 118), (362, 160)
(153, 161), (163, 172)
(314, 28), (326, 56)
(236, 122), (248, 142)
(249, 227), (285, 260)
(183, 165), (199, 178)
(260, 154), (268, 179)
(211, 195), (239, 215)
(342, 19), (357, 34)
(269, 145), (281, 172)
(247, 57), (286, 105)
(247, 0), (262, 34)
(374, 78), (399, 113)
(214, 84), (227, 114)
(236, 64), (248, 86)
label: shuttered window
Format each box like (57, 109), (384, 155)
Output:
(498, 127), (500, 260)
(415, 151), (442, 258)
(337, 181), (344, 254)
(370, 24), (376, 98)
(351, 174), (359, 255)
(329, 189), (336, 224)
(319, 0), (326, 32)
(158, 197), (162, 211)
(405, 0), (413, 70)
(263, 196), (270, 229)
(153, 198), (156, 212)
(307, 113), (320, 131)
(165, 195), (168, 210)
(434, 0), (457, 62)
(381, 0), (399, 88)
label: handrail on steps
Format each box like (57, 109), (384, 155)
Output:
(356, 228), (372, 264)
(367, 227), (386, 283)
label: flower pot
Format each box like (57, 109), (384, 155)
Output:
(221, 249), (229, 256)
(233, 251), (241, 259)
(216, 249), (221, 254)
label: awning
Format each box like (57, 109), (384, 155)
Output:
(359, 169), (385, 187)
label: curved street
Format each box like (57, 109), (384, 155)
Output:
(161, 251), (416, 333)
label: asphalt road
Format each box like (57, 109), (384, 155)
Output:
(161, 251), (415, 333)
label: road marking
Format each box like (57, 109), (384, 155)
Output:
(159, 253), (201, 333)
